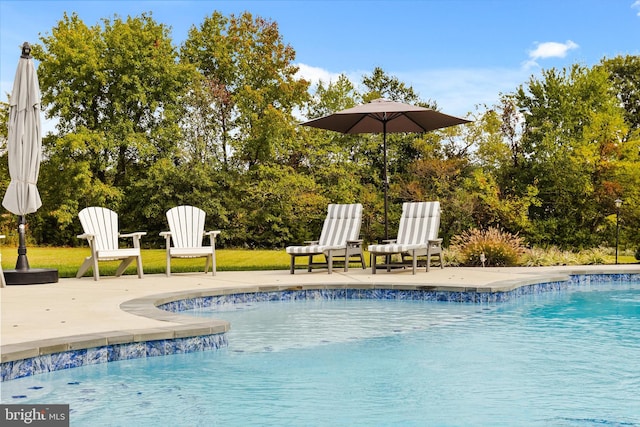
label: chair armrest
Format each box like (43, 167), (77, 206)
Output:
(346, 239), (363, 247)
(120, 231), (147, 238)
(119, 231), (146, 249)
(77, 233), (95, 241)
(428, 238), (443, 245)
(303, 240), (319, 245)
(159, 231), (172, 247)
(204, 230), (221, 246)
(382, 239), (397, 244)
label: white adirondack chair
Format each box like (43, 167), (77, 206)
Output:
(160, 205), (221, 276)
(76, 207), (146, 281)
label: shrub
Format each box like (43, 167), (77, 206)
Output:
(520, 246), (579, 266)
(442, 247), (462, 267)
(450, 227), (525, 267)
(577, 247), (607, 265)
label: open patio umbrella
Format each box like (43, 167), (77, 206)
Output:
(1, 42), (55, 285)
(301, 98), (471, 239)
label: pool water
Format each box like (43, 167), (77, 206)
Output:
(3, 281), (640, 426)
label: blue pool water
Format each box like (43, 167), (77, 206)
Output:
(3, 281), (640, 426)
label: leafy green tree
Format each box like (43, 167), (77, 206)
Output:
(601, 55), (640, 137)
(180, 11), (309, 170)
(515, 64), (629, 248)
(33, 12), (190, 240)
(297, 76), (374, 240)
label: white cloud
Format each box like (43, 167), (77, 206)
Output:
(524, 40), (579, 69)
(294, 63), (342, 88)
(633, 1), (640, 16)
(529, 40), (579, 59)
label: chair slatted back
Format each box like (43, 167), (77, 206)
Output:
(396, 202), (441, 245)
(318, 203), (362, 247)
(78, 207), (119, 251)
(166, 205), (206, 248)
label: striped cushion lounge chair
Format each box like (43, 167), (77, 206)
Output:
(160, 205), (221, 276)
(286, 203), (365, 274)
(76, 207), (146, 281)
(368, 201), (443, 275)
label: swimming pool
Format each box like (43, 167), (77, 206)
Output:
(2, 276), (640, 426)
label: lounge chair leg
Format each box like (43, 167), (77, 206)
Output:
(426, 249), (431, 272)
(371, 253), (377, 274)
(412, 250), (417, 275)
(290, 256), (295, 274)
(327, 251), (333, 274)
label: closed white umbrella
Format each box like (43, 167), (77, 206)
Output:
(3, 42), (42, 216)
(1, 42), (56, 285)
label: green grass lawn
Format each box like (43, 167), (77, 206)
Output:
(0, 246), (637, 279)
(0, 247), (295, 278)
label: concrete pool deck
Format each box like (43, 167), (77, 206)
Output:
(2, 264), (640, 365)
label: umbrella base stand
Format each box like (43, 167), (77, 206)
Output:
(4, 268), (58, 285)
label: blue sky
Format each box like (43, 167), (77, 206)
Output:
(1, 0), (640, 119)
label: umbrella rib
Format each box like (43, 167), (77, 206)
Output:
(343, 112), (405, 134)
(403, 114), (429, 132)
(343, 114), (369, 134)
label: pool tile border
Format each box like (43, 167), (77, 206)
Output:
(3, 271), (640, 382)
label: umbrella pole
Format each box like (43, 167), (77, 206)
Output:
(383, 122), (389, 241)
(16, 215), (30, 270)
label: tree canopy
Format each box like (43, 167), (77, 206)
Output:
(1, 10), (639, 254)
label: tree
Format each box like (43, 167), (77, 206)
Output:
(515, 65), (629, 248)
(34, 12), (191, 236)
(180, 11), (309, 170)
(601, 55), (640, 137)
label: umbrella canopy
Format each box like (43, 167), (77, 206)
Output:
(302, 98), (470, 134)
(301, 98), (471, 239)
(2, 42), (42, 216)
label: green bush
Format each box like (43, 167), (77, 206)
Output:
(520, 246), (579, 266)
(442, 247), (462, 267)
(577, 247), (607, 265)
(449, 227), (525, 267)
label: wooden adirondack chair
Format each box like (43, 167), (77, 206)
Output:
(160, 205), (221, 276)
(76, 207), (146, 281)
